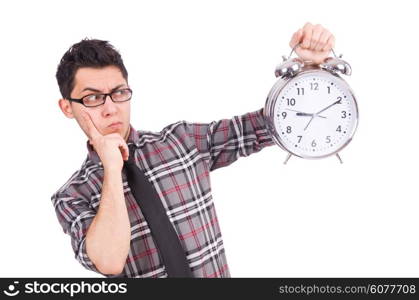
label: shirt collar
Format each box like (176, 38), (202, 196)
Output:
(86, 123), (140, 165)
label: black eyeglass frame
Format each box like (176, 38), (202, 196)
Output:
(67, 88), (133, 107)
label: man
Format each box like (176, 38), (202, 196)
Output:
(51, 23), (335, 278)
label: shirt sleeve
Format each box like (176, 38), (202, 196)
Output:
(183, 108), (275, 171)
(51, 191), (110, 276)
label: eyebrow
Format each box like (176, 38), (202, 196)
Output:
(81, 84), (127, 94)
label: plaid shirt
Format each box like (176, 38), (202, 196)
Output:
(51, 108), (274, 278)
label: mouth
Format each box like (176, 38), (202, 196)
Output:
(108, 122), (123, 128)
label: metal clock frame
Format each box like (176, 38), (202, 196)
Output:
(264, 47), (359, 164)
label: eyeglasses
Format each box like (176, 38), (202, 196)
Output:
(67, 88), (133, 107)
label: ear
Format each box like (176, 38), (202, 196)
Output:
(58, 98), (75, 119)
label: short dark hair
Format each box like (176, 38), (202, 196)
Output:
(56, 38), (128, 99)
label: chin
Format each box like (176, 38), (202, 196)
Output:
(106, 123), (128, 140)
(106, 127), (123, 136)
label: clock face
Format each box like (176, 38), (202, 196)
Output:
(273, 71), (358, 158)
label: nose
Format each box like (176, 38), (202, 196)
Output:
(101, 95), (118, 117)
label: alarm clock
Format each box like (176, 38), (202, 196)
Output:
(264, 46), (359, 164)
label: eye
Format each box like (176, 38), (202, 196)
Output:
(111, 89), (132, 102)
(113, 89), (130, 96)
(84, 94), (99, 102)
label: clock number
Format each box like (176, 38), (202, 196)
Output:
(326, 136), (331, 143)
(286, 98), (296, 106)
(281, 112), (287, 119)
(286, 126), (292, 133)
(310, 82), (319, 90)
(336, 125), (342, 132)
(297, 135), (302, 143)
(337, 96), (342, 103)
(311, 139), (317, 147)
(327, 86), (331, 94)
(341, 111), (347, 118)
(297, 88), (305, 95)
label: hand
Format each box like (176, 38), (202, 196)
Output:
(79, 112), (129, 171)
(289, 22), (335, 64)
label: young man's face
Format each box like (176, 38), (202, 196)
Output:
(59, 65), (131, 141)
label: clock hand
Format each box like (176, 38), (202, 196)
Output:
(285, 109), (326, 119)
(304, 116), (314, 131)
(295, 111), (312, 116)
(303, 100), (339, 130)
(315, 99), (342, 115)
(286, 108), (306, 114)
(296, 112), (327, 119)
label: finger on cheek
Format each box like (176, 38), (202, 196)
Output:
(82, 113), (90, 124)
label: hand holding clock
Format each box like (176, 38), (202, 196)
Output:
(289, 22), (335, 64)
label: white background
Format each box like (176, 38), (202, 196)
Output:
(0, 0), (418, 277)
